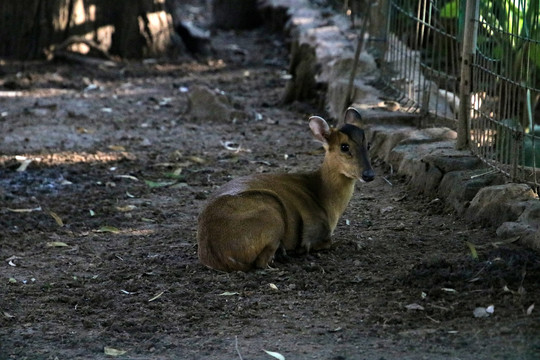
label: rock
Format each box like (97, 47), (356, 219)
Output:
(496, 200), (540, 251)
(496, 221), (535, 239)
(439, 170), (506, 214)
(366, 125), (416, 163)
(517, 199), (540, 228)
(392, 141), (455, 179)
(187, 85), (236, 122)
(465, 183), (537, 226)
(422, 149), (483, 174)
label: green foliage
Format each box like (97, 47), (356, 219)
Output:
(440, 0), (459, 18)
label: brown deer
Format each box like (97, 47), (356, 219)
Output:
(197, 107), (374, 271)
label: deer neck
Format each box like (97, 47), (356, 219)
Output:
(316, 160), (356, 231)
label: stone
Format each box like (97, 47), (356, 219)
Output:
(326, 78), (381, 120)
(465, 183), (537, 226)
(399, 128), (457, 145)
(496, 221), (535, 239)
(517, 199), (540, 228)
(366, 125), (415, 163)
(438, 170), (506, 214)
(187, 85), (238, 122)
(496, 220), (540, 251)
(409, 162), (444, 195)
(422, 149), (483, 174)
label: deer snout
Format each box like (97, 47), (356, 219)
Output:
(361, 168), (375, 182)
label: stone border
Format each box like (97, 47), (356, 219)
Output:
(259, 0), (540, 251)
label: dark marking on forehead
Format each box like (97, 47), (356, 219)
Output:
(338, 124), (365, 145)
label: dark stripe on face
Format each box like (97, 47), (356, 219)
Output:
(339, 124), (366, 148)
(339, 124), (374, 180)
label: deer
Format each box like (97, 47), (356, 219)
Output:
(197, 107), (375, 272)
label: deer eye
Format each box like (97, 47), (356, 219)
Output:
(340, 143), (350, 153)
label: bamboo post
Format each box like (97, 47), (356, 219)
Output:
(456, 0), (480, 149)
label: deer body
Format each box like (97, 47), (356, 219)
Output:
(197, 108), (374, 272)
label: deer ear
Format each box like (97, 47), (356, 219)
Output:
(309, 116), (331, 144)
(344, 107), (362, 125)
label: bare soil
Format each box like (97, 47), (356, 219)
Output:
(1, 4), (539, 360)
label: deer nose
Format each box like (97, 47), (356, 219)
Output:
(362, 169), (375, 182)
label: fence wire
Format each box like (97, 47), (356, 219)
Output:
(374, 0), (540, 187)
(381, 0), (461, 126)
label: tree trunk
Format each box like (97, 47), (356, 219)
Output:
(211, 0), (262, 30)
(0, 0), (173, 60)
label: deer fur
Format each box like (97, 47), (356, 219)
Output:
(197, 107), (374, 271)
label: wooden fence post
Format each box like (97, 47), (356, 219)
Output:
(457, 0), (480, 150)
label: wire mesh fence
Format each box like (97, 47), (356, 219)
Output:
(369, 0), (540, 187)
(469, 0), (540, 185)
(381, 0), (461, 125)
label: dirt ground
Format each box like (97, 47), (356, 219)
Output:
(1, 3), (540, 360)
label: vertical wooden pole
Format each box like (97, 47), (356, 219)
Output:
(457, 0), (479, 149)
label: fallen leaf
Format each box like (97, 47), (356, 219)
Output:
(269, 283), (279, 291)
(7, 207), (42, 213)
(380, 206), (394, 214)
(104, 346), (127, 356)
(527, 303), (534, 315)
(148, 291), (165, 302)
(115, 174), (139, 181)
(3, 311), (14, 319)
(186, 155), (206, 164)
(144, 180), (176, 188)
(49, 211), (64, 226)
(466, 241), (478, 260)
(76, 127), (95, 134)
(263, 350), (285, 360)
(218, 291), (240, 296)
(163, 171), (184, 180)
(473, 307), (491, 318)
(8, 278), (17, 284)
(46, 241), (69, 247)
(108, 145), (125, 151)
(441, 288), (457, 293)
(405, 303), (425, 311)
(16, 159), (33, 172)
(115, 205), (137, 212)
(96, 226), (120, 234)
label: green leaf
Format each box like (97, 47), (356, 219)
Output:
(466, 241), (479, 260)
(97, 226), (120, 234)
(144, 180), (176, 188)
(440, 0), (459, 18)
